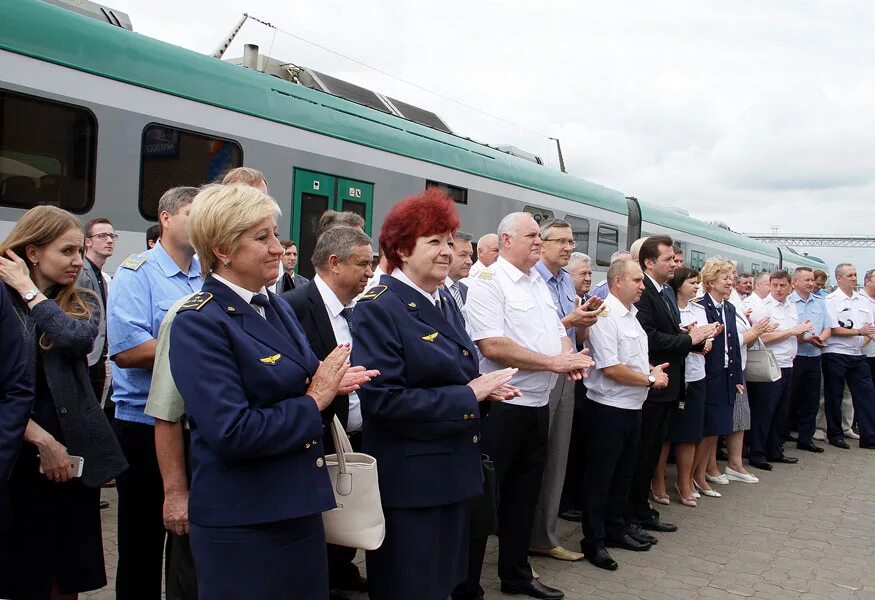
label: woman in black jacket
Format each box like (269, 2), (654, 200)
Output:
(0, 205), (127, 600)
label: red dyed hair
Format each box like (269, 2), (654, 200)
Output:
(379, 189), (460, 271)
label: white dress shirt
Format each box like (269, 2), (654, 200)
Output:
(466, 260), (489, 281)
(313, 275), (362, 432)
(362, 265), (386, 295)
(742, 292), (766, 313)
(865, 292), (875, 358)
(750, 294), (799, 368)
(679, 301), (706, 382)
(465, 256), (566, 408)
(212, 273), (268, 318)
(585, 293), (650, 410)
(735, 312), (752, 370)
(824, 288), (874, 356)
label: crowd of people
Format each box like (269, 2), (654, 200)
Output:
(1, 166), (875, 600)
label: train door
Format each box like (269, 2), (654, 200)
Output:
(292, 169), (373, 279)
(625, 196), (642, 247)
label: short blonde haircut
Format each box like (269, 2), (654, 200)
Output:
(221, 167), (267, 190)
(189, 184), (281, 277)
(700, 257), (734, 292)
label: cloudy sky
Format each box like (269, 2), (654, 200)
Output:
(107, 0), (875, 276)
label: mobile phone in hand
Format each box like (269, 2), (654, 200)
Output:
(38, 455), (84, 478)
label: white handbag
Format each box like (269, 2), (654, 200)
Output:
(743, 338), (781, 382)
(322, 416), (386, 550)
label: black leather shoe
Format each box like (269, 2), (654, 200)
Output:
(830, 440), (850, 449)
(626, 523), (658, 545)
(559, 509), (582, 522)
(587, 546), (618, 571)
(639, 517), (677, 533)
(768, 455), (799, 464)
(749, 459), (773, 471)
(500, 579), (564, 599)
(605, 533), (652, 551)
(797, 442), (824, 453)
(860, 443), (875, 449)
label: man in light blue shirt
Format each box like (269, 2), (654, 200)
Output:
(107, 186), (202, 600)
(530, 219), (599, 561)
(788, 267), (831, 452)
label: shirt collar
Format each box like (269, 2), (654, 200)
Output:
(495, 255), (538, 283)
(444, 276), (456, 289)
(534, 260), (567, 284)
(708, 293), (724, 308)
(211, 273), (267, 306)
(645, 272), (665, 292)
(152, 240), (200, 279)
(789, 290), (812, 303)
(606, 291), (637, 317)
(313, 274), (349, 318)
(390, 268), (439, 305)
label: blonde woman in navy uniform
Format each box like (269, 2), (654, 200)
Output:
(168, 184), (375, 600)
(352, 190), (519, 600)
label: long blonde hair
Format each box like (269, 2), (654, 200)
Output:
(0, 206), (92, 348)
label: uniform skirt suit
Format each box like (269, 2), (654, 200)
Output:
(699, 293), (744, 437)
(351, 275), (484, 600)
(169, 277), (336, 600)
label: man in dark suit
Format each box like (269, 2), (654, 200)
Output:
(628, 236), (717, 542)
(275, 240), (310, 294)
(445, 231), (474, 315)
(281, 226), (375, 598)
(0, 282), (33, 532)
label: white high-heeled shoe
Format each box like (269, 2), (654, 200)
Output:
(693, 480), (721, 498)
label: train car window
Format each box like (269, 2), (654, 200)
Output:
(564, 215), (590, 253)
(691, 250), (706, 269)
(139, 124), (243, 220)
(524, 205), (554, 225)
(0, 90), (96, 213)
(751, 262), (760, 273)
(595, 223), (619, 266)
(426, 180), (467, 204)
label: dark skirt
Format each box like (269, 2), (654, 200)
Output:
(190, 513), (328, 600)
(668, 378), (706, 443)
(367, 502), (469, 600)
(0, 448), (106, 599)
(703, 367), (734, 437)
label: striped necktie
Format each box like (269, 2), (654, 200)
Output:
(449, 281), (464, 312)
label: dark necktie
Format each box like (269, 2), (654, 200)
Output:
(283, 273), (295, 291)
(713, 303), (725, 324)
(340, 307), (354, 326)
(661, 286), (681, 322)
(435, 296), (448, 320)
(250, 294), (282, 331)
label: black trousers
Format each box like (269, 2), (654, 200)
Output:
(328, 431), (363, 589)
(87, 357), (106, 406)
(559, 381), (587, 514)
(791, 356), (822, 446)
(113, 419), (168, 600)
(626, 400), (673, 523)
(747, 367), (793, 461)
(166, 428), (197, 600)
(453, 402), (548, 598)
(823, 353), (875, 445)
(579, 398), (641, 550)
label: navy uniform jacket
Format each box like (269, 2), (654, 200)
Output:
(698, 293), (744, 391)
(169, 276), (335, 528)
(351, 275), (483, 509)
(0, 284), (33, 530)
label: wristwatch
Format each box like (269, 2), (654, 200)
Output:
(647, 374), (657, 388)
(22, 288), (40, 302)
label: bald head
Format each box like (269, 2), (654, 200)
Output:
(477, 233), (499, 267)
(629, 237), (649, 261)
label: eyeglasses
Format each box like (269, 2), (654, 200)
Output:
(88, 233), (118, 241)
(542, 238), (576, 249)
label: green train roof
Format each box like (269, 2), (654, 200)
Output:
(3, 0), (630, 213)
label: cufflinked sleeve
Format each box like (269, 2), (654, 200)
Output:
(463, 277), (505, 341)
(169, 310), (323, 461)
(107, 267), (156, 356)
(352, 297), (479, 440)
(588, 315), (621, 369)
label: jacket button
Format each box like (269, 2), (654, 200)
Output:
(470, 414), (476, 419)
(462, 349), (470, 356)
(305, 443), (311, 448)
(473, 435), (479, 443)
(305, 377), (310, 385)
(316, 457), (324, 467)
(463, 414), (469, 420)
(59, 407), (67, 415)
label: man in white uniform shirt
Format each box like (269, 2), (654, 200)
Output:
(742, 272), (770, 311)
(747, 271), (812, 469)
(465, 232), (499, 280)
(456, 213), (593, 600)
(822, 263), (875, 449)
(863, 269), (875, 382)
(580, 259), (668, 572)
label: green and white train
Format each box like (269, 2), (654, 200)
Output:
(0, 0), (825, 278)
